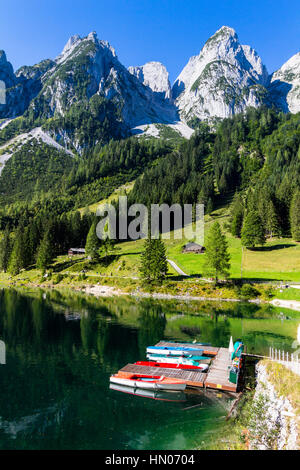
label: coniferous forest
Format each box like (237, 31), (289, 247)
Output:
(0, 106), (299, 274)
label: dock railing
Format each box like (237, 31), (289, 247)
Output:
(269, 347), (300, 376)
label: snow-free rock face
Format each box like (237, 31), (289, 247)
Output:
(28, 32), (177, 129)
(1, 26), (300, 140)
(268, 52), (300, 113)
(250, 362), (298, 450)
(128, 61), (172, 100)
(172, 26), (270, 124)
(0, 50), (55, 118)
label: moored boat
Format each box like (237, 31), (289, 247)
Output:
(146, 346), (204, 356)
(147, 353), (210, 363)
(167, 340), (211, 346)
(135, 360), (208, 371)
(109, 373), (187, 391)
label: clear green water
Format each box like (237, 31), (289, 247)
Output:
(0, 288), (299, 450)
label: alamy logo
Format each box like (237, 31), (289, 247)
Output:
(0, 80), (6, 105)
(95, 197), (204, 243)
(0, 340), (5, 365)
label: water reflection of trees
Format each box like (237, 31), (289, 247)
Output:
(0, 288), (296, 450)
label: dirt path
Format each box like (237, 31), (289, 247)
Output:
(167, 259), (188, 276)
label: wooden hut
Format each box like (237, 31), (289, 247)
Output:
(182, 242), (205, 254)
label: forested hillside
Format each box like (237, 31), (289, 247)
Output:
(130, 108), (300, 239)
(0, 106), (299, 277)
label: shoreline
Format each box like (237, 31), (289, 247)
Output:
(2, 278), (300, 310)
(270, 299), (300, 312)
(85, 284), (243, 302)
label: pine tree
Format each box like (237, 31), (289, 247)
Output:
(290, 189), (300, 241)
(139, 234), (168, 284)
(203, 221), (230, 282)
(266, 200), (280, 239)
(8, 224), (27, 275)
(36, 231), (54, 270)
(0, 227), (12, 272)
(85, 220), (101, 261)
(241, 210), (266, 248)
(230, 193), (244, 237)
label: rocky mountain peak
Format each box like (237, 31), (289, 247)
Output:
(55, 34), (82, 64)
(172, 25), (270, 124)
(0, 50), (15, 87)
(269, 51), (300, 113)
(205, 25), (238, 45)
(128, 61), (171, 99)
(87, 31), (98, 42)
(0, 50), (8, 65)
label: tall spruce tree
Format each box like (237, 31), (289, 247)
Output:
(0, 227), (12, 272)
(139, 234), (168, 284)
(8, 224), (26, 275)
(36, 230), (54, 270)
(85, 220), (102, 261)
(230, 193), (244, 237)
(241, 210), (266, 248)
(290, 189), (300, 241)
(203, 221), (230, 282)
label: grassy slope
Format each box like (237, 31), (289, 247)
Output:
(78, 181), (135, 215)
(1, 188), (299, 292)
(106, 205), (300, 282)
(77, 198), (300, 282)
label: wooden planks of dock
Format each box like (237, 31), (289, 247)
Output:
(205, 347), (237, 392)
(116, 341), (239, 393)
(155, 342), (238, 392)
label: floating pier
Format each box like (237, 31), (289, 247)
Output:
(117, 341), (241, 393)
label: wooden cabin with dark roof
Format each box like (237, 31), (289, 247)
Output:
(182, 242), (205, 254)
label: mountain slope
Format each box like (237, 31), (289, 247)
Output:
(0, 26), (300, 155)
(29, 32), (177, 128)
(128, 61), (172, 99)
(268, 52), (300, 113)
(172, 26), (270, 124)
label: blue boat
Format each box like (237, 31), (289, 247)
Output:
(147, 354), (211, 365)
(147, 346), (204, 356)
(167, 340), (211, 346)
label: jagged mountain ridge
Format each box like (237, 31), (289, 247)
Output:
(0, 26), (299, 142)
(268, 52), (300, 113)
(172, 26), (271, 124)
(3, 32), (178, 127)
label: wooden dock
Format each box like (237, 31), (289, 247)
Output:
(205, 347), (237, 392)
(117, 341), (240, 393)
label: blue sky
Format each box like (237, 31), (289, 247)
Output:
(0, 0), (299, 83)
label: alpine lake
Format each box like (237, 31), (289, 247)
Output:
(0, 287), (299, 450)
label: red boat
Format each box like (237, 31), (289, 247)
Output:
(135, 361), (207, 371)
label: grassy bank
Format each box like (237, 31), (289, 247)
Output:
(0, 263), (279, 302)
(1, 202), (300, 300)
